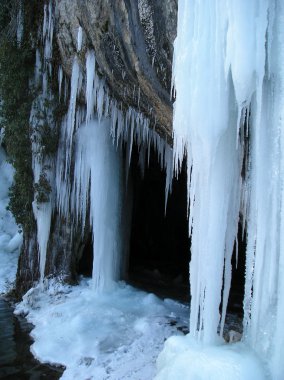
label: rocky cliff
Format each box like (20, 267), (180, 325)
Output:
(56, 0), (176, 140)
(1, 0), (178, 296)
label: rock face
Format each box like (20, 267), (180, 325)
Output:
(55, 0), (177, 141)
(14, 0), (177, 296)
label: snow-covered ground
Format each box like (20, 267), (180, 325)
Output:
(15, 279), (189, 379)
(0, 145), (268, 380)
(156, 334), (268, 380)
(0, 146), (22, 294)
(14, 278), (269, 380)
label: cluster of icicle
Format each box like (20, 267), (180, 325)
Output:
(33, 2), (173, 292)
(30, 1), (54, 284)
(56, 46), (173, 219)
(173, 0), (284, 378)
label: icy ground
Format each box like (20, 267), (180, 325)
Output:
(0, 147), (22, 294)
(15, 279), (189, 380)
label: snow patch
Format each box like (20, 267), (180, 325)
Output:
(15, 280), (189, 380)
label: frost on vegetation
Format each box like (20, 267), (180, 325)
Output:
(155, 0), (284, 379)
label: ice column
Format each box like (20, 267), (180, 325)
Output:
(31, 1), (54, 283)
(242, 2), (284, 378)
(173, 0), (270, 345)
(73, 119), (123, 293)
(174, 0), (284, 376)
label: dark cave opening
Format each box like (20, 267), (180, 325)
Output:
(74, 140), (246, 318)
(126, 141), (246, 317)
(77, 234), (93, 278)
(126, 144), (190, 302)
(226, 225), (246, 317)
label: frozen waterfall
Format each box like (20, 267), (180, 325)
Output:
(72, 119), (124, 293)
(156, 0), (284, 379)
(54, 42), (173, 293)
(31, 1), (55, 283)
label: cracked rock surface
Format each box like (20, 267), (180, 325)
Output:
(55, 0), (177, 141)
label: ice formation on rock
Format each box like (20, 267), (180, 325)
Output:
(160, 0), (284, 378)
(0, 147), (22, 293)
(31, 0), (55, 283)
(73, 119), (123, 292)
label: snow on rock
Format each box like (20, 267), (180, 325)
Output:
(0, 147), (22, 294)
(15, 279), (189, 380)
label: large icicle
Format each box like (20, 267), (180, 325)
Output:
(156, 0), (284, 378)
(55, 47), (174, 293)
(172, 0), (251, 344)
(242, 2), (284, 378)
(84, 50), (173, 208)
(31, 0), (55, 283)
(56, 40), (173, 290)
(56, 56), (83, 216)
(271, 6), (284, 375)
(73, 119), (123, 293)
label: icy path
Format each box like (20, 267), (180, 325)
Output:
(15, 279), (189, 380)
(0, 147), (22, 294)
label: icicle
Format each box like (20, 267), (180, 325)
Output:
(242, 3), (284, 379)
(30, 0), (56, 283)
(64, 56), (81, 177)
(173, 0), (270, 345)
(16, 2), (23, 46)
(73, 119), (124, 293)
(85, 51), (96, 123)
(164, 145), (173, 212)
(77, 26), (83, 52)
(58, 65), (63, 100)
(43, 1), (54, 78)
(33, 202), (52, 283)
(168, 0), (284, 377)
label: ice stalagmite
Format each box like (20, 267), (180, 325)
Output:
(156, 0), (284, 378)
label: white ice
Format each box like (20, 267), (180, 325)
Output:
(72, 119), (124, 293)
(77, 26), (83, 52)
(0, 147), (22, 294)
(157, 0), (284, 379)
(15, 279), (189, 380)
(155, 335), (267, 380)
(31, 2), (55, 283)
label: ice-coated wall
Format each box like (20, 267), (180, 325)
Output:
(167, 0), (284, 377)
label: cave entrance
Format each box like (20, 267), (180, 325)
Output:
(77, 233), (93, 278)
(226, 225), (246, 318)
(126, 143), (190, 302)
